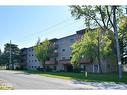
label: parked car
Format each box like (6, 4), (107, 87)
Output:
(36, 68), (44, 71)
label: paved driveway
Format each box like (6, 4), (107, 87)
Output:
(0, 70), (127, 90)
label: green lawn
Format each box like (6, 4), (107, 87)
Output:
(22, 70), (127, 83)
(0, 86), (14, 90)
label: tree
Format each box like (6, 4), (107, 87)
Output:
(71, 29), (113, 73)
(0, 53), (8, 66)
(3, 43), (20, 69)
(119, 16), (127, 64)
(0, 49), (1, 56)
(34, 39), (53, 71)
(70, 5), (123, 79)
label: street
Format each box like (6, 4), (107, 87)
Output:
(0, 70), (127, 90)
(0, 70), (86, 90)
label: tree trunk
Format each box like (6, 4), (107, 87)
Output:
(43, 61), (46, 71)
(97, 29), (102, 73)
(112, 6), (122, 80)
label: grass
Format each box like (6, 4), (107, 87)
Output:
(21, 70), (127, 83)
(0, 86), (14, 90)
(0, 80), (14, 90)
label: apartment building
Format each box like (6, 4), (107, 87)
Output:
(20, 29), (117, 73)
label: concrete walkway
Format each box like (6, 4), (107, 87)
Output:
(72, 80), (127, 90)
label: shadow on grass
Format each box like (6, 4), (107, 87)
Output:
(20, 70), (127, 84)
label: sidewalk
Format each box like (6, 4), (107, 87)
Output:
(72, 80), (127, 90)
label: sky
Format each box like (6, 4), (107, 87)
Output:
(0, 6), (85, 51)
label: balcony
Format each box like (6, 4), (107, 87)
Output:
(45, 60), (56, 65)
(59, 60), (70, 64)
(79, 59), (91, 64)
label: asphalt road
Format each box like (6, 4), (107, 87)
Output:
(0, 70), (127, 90)
(0, 70), (86, 90)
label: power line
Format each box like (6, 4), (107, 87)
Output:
(12, 18), (84, 48)
(21, 18), (72, 38)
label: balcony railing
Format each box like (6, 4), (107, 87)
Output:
(79, 59), (91, 64)
(59, 60), (70, 64)
(58, 59), (91, 64)
(45, 60), (56, 65)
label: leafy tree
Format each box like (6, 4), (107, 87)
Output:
(0, 49), (1, 56)
(70, 5), (123, 30)
(0, 53), (8, 66)
(71, 29), (113, 73)
(3, 43), (20, 69)
(34, 39), (53, 70)
(70, 5), (123, 78)
(118, 16), (127, 64)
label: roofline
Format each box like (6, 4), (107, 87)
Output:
(20, 29), (86, 49)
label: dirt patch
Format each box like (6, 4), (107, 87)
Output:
(0, 80), (14, 90)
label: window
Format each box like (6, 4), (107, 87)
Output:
(62, 49), (65, 52)
(35, 60), (37, 62)
(32, 54), (33, 56)
(29, 55), (31, 57)
(35, 66), (36, 68)
(62, 57), (65, 60)
(29, 60), (31, 62)
(54, 66), (56, 70)
(107, 64), (110, 68)
(38, 66), (40, 68)
(70, 38), (74, 42)
(32, 60), (33, 62)
(32, 66), (33, 68)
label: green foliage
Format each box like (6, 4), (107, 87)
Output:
(70, 5), (123, 30)
(118, 16), (127, 64)
(4, 43), (20, 64)
(71, 29), (113, 66)
(34, 39), (53, 69)
(0, 43), (20, 67)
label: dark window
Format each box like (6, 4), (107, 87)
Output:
(32, 66), (33, 68)
(62, 49), (65, 51)
(62, 57), (65, 60)
(35, 66), (36, 68)
(35, 60), (37, 62)
(54, 58), (57, 61)
(107, 64), (110, 68)
(70, 38), (74, 42)
(54, 66), (56, 70)
(84, 65), (86, 71)
(32, 54), (33, 56)
(32, 60), (33, 62)
(29, 60), (31, 62)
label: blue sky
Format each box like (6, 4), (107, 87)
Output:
(0, 6), (84, 51)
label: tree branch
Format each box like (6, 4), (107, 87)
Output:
(106, 6), (114, 29)
(96, 6), (107, 29)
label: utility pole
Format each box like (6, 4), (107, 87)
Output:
(112, 6), (122, 80)
(9, 40), (12, 69)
